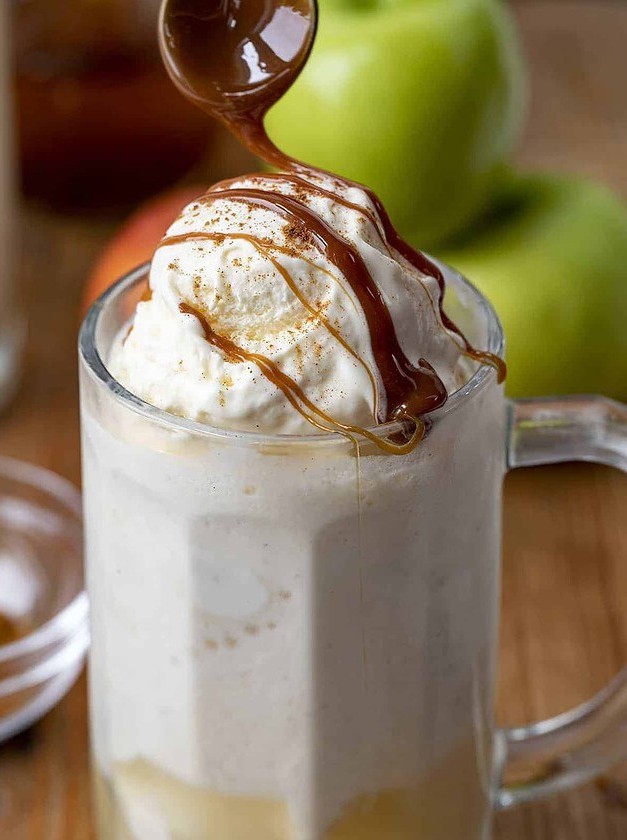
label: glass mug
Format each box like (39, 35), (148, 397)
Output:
(79, 265), (627, 839)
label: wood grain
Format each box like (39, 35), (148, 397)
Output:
(0, 209), (111, 840)
(495, 7), (627, 835)
(1, 2), (626, 837)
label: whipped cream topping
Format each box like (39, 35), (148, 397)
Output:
(110, 171), (468, 435)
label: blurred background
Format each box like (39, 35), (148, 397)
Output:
(1, 1), (627, 838)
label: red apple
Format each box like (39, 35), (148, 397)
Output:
(84, 185), (203, 314)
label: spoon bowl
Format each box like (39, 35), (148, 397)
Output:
(159, 0), (317, 121)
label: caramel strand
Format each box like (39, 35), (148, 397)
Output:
(179, 302), (423, 455)
(161, 228), (380, 416)
(159, 0), (506, 452)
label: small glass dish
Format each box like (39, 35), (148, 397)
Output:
(0, 456), (88, 743)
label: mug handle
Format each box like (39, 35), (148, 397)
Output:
(496, 395), (627, 809)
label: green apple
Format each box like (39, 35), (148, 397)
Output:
(440, 174), (627, 399)
(267, 0), (526, 249)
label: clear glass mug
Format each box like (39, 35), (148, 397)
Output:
(79, 265), (627, 839)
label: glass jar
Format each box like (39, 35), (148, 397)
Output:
(12, 0), (212, 208)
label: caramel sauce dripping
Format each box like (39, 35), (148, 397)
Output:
(159, 0), (316, 125)
(212, 174), (505, 381)
(211, 173), (387, 247)
(210, 170), (454, 332)
(161, 229), (380, 413)
(184, 188), (446, 420)
(158, 0), (505, 451)
(179, 302), (423, 455)
(354, 185), (507, 382)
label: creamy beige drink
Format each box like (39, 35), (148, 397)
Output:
(82, 261), (504, 839)
(80, 1), (506, 836)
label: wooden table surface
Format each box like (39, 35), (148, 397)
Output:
(1, 2), (627, 837)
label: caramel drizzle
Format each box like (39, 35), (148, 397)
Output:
(184, 188), (448, 421)
(211, 171), (505, 383)
(178, 301), (424, 455)
(210, 173), (388, 249)
(209, 172), (457, 342)
(355, 184), (506, 382)
(160, 229), (380, 415)
(159, 0), (506, 452)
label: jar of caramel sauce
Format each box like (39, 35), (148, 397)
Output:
(12, 0), (212, 208)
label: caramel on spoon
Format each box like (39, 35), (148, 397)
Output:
(159, 0), (317, 165)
